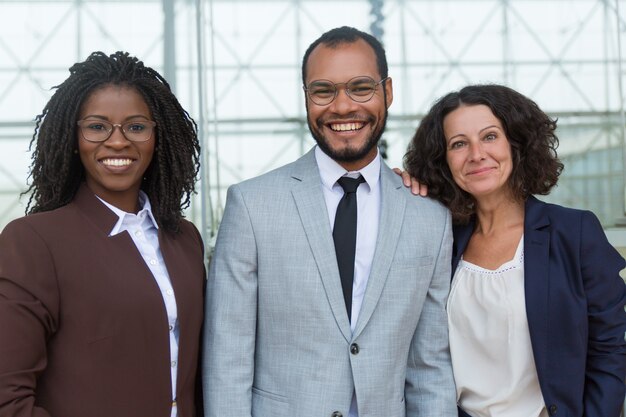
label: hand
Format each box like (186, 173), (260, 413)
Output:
(392, 168), (428, 196)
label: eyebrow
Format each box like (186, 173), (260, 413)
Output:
(81, 114), (151, 121)
(478, 124), (501, 134)
(447, 133), (465, 142)
(447, 124), (501, 142)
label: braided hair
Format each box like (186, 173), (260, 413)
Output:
(25, 51), (200, 233)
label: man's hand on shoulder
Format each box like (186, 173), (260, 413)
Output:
(392, 168), (429, 197)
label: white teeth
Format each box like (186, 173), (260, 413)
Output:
(330, 122), (364, 132)
(101, 158), (133, 167)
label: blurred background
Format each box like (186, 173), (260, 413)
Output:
(2, 0), (626, 256)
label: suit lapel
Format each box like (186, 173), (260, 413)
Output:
(290, 150), (352, 341)
(353, 164), (405, 339)
(523, 196), (551, 382)
(452, 221), (474, 276)
(71, 183), (122, 234)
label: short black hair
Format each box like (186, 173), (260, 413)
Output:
(404, 84), (563, 224)
(301, 26), (388, 85)
(25, 51), (200, 233)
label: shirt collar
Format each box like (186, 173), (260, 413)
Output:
(315, 145), (380, 192)
(96, 191), (159, 236)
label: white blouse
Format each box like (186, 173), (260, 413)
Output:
(447, 236), (548, 417)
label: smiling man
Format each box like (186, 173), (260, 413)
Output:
(203, 26), (457, 417)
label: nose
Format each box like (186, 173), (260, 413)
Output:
(468, 141), (485, 161)
(329, 86), (359, 114)
(104, 125), (130, 148)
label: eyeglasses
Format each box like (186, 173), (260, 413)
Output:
(303, 76), (389, 106)
(76, 119), (156, 143)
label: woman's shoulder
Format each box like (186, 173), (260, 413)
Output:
(175, 218), (201, 237)
(526, 195), (598, 226)
(1, 204), (75, 237)
(0, 208), (75, 264)
(526, 197), (612, 255)
(164, 217), (204, 249)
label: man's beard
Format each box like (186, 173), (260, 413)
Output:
(307, 110), (388, 164)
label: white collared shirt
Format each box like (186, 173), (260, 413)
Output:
(97, 192), (179, 417)
(315, 145), (381, 417)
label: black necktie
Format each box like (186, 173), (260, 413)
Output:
(333, 175), (365, 322)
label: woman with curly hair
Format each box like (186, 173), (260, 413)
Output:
(404, 84), (626, 417)
(0, 51), (204, 417)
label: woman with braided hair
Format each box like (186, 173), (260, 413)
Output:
(0, 51), (205, 417)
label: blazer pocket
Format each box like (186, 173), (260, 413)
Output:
(85, 335), (119, 375)
(252, 386), (289, 417)
(392, 255), (433, 270)
(251, 386), (287, 403)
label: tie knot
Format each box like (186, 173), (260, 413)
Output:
(337, 175), (365, 194)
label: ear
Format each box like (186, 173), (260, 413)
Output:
(304, 92), (310, 114)
(384, 77), (393, 108)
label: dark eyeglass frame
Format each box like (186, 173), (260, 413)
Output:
(303, 76), (389, 106)
(76, 119), (157, 143)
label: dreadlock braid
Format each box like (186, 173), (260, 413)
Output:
(24, 51), (200, 234)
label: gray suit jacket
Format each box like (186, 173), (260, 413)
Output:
(203, 148), (456, 417)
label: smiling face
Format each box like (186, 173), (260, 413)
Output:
(444, 104), (514, 202)
(304, 39), (392, 171)
(78, 84), (155, 213)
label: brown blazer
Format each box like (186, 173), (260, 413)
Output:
(0, 185), (205, 417)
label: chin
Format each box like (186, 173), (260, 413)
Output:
(315, 132), (380, 163)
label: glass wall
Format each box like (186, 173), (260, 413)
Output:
(2, 0), (626, 246)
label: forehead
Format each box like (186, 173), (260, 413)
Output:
(444, 104), (502, 132)
(80, 84), (150, 116)
(305, 39), (380, 84)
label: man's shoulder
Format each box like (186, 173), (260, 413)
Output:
(379, 163), (449, 216)
(232, 150), (317, 193)
(237, 161), (296, 189)
(402, 191), (450, 223)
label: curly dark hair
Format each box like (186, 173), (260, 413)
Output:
(404, 84), (563, 224)
(24, 51), (200, 233)
(301, 26), (388, 84)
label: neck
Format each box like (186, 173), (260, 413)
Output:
(474, 194), (524, 236)
(87, 187), (141, 214)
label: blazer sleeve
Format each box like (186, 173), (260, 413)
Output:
(580, 211), (626, 417)
(202, 184), (257, 417)
(404, 210), (457, 416)
(0, 219), (58, 417)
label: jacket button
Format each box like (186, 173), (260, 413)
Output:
(350, 343), (360, 355)
(548, 404), (557, 415)
(331, 412), (343, 417)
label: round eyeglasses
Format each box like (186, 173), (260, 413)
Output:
(76, 119), (156, 143)
(303, 76), (389, 106)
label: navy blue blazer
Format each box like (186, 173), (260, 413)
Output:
(452, 196), (626, 417)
